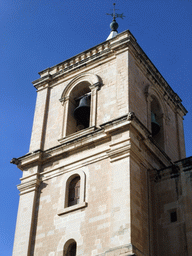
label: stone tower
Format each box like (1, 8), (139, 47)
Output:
(12, 29), (192, 256)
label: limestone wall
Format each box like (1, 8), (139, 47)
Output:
(151, 158), (192, 256)
(30, 156), (131, 256)
(128, 52), (185, 162)
(14, 30), (188, 256)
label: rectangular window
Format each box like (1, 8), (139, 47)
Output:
(170, 211), (177, 223)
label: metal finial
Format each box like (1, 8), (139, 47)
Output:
(106, 3), (125, 40)
(106, 3), (125, 32)
(106, 3), (125, 21)
(112, 3), (117, 20)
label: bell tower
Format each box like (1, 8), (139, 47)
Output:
(12, 14), (191, 256)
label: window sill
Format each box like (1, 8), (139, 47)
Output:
(57, 202), (87, 216)
(58, 126), (96, 144)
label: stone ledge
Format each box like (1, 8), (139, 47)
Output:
(96, 243), (137, 256)
(13, 113), (172, 170)
(57, 202), (87, 216)
(153, 156), (192, 182)
(58, 126), (96, 144)
(17, 176), (41, 195)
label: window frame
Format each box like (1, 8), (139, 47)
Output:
(57, 170), (87, 215)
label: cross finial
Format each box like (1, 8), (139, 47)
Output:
(113, 3), (117, 20)
(106, 3), (125, 21)
(106, 3), (125, 40)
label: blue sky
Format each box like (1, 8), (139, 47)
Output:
(1, 0), (191, 255)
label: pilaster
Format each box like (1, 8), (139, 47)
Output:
(12, 166), (40, 256)
(29, 84), (50, 152)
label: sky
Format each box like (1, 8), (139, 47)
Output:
(0, 0), (192, 255)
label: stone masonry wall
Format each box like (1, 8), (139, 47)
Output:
(30, 155), (131, 256)
(128, 52), (185, 162)
(30, 51), (129, 152)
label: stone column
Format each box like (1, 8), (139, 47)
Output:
(60, 96), (70, 138)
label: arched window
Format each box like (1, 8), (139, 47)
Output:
(68, 176), (80, 207)
(57, 170), (87, 215)
(66, 242), (76, 256)
(64, 240), (77, 256)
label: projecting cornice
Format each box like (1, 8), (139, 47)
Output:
(12, 112), (171, 171)
(152, 156), (192, 183)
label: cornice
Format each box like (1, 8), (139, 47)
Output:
(13, 112), (172, 172)
(11, 150), (42, 171)
(31, 31), (134, 91)
(127, 39), (187, 115)
(32, 74), (52, 89)
(37, 30), (131, 75)
(152, 156), (192, 183)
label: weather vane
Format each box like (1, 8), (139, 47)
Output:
(106, 3), (125, 36)
(106, 3), (125, 21)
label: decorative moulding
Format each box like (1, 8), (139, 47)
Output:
(60, 73), (101, 102)
(17, 176), (41, 195)
(13, 113), (171, 169)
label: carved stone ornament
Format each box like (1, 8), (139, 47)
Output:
(127, 112), (135, 121)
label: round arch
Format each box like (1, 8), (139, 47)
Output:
(63, 239), (77, 256)
(147, 84), (167, 117)
(60, 72), (100, 101)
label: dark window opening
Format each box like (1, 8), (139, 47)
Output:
(68, 176), (80, 207)
(170, 211), (177, 223)
(150, 96), (164, 149)
(66, 242), (76, 256)
(151, 112), (160, 136)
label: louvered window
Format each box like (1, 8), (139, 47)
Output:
(68, 176), (80, 207)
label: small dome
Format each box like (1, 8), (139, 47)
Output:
(110, 20), (119, 32)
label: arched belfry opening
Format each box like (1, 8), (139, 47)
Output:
(66, 81), (91, 135)
(151, 96), (164, 149)
(59, 73), (101, 140)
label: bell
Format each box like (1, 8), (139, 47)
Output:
(74, 95), (90, 128)
(151, 112), (160, 136)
